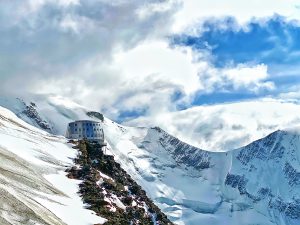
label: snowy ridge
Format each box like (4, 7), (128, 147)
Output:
(104, 124), (300, 225)
(0, 106), (105, 225)
(148, 127), (211, 170)
(228, 130), (300, 224)
(0, 95), (90, 135)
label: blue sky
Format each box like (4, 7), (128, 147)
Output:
(173, 16), (300, 67)
(170, 15), (300, 107)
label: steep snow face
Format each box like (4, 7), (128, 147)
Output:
(0, 106), (105, 225)
(102, 124), (226, 225)
(228, 130), (300, 224)
(102, 121), (300, 225)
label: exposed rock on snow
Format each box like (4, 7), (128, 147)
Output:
(67, 140), (173, 225)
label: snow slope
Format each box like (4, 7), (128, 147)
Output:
(2, 95), (300, 225)
(103, 124), (300, 225)
(0, 106), (105, 225)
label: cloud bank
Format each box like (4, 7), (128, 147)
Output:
(0, 0), (180, 99)
(125, 99), (300, 151)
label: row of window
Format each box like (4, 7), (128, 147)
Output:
(74, 123), (101, 127)
(78, 134), (103, 138)
(74, 128), (102, 132)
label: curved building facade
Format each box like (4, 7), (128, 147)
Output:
(66, 120), (105, 144)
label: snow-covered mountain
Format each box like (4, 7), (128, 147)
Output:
(0, 105), (105, 225)
(104, 125), (300, 225)
(1, 95), (300, 225)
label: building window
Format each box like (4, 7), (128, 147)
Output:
(75, 128), (77, 131)
(75, 123), (77, 126)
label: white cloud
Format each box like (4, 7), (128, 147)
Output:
(60, 14), (79, 33)
(172, 0), (300, 32)
(221, 64), (275, 92)
(277, 87), (300, 102)
(0, 0), (180, 96)
(114, 41), (201, 95)
(125, 99), (300, 151)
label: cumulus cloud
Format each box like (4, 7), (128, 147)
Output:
(172, 0), (300, 32)
(195, 62), (275, 94)
(219, 64), (275, 92)
(0, 0), (195, 120)
(0, 0), (180, 95)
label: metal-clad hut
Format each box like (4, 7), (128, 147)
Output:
(66, 120), (106, 145)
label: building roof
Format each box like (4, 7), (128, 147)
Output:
(68, 120), (101, 124)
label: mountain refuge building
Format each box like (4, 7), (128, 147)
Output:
(66, 120), (106, 146)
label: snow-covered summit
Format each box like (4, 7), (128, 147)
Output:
(101, 120), (300, 225)
(109, 125), (300, 225)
